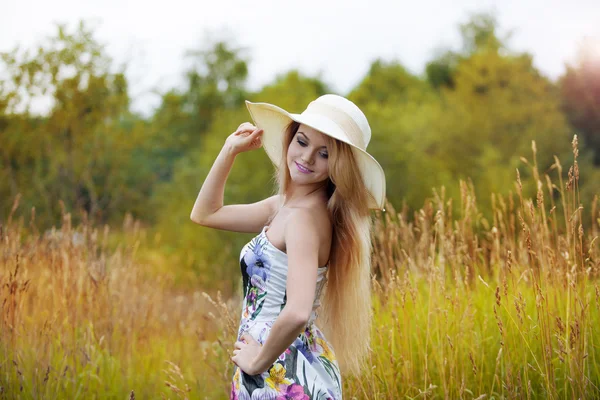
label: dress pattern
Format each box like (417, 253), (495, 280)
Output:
(231, 226), (342, 400)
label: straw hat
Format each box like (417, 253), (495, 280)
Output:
(245, 94), (386, 210)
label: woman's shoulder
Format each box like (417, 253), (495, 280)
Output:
(283, 206), (332, 266)
(284, 204), (332, 243)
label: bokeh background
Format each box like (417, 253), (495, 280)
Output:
(1, 1), (599, 398)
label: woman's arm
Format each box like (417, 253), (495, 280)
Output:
(232, 209), (322, 373)
(190, 123), (277, 233)
(190, 141), (238, 222)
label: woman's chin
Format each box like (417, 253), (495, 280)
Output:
(290, 175), (309, 184)
(290, 175), (327, 187)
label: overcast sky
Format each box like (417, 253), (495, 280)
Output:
(2, 0), (599, 115)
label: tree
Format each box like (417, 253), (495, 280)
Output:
(149, 39), (250, 183)
(0, 22), (152, 226)
(560, 39), (600, 165)
(184, 39), (249, 133)
(426, 11), (509, 90)
(349, 59), (429, 107)
(459, 11), (506, 55)
(346, 11), (574, 217)
(425, 50), (458, 89)
(430, 46), (572, 213)
(347, 59), (441, 210)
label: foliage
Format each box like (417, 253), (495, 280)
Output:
(1, 138), (598, 399)
(560, 39), (600, 165)
(2, 12), (598, 291)
(0, 22), (153, 227)
(148, 39), (250, 184)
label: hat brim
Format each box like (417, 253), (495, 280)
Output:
(246, 100), (386, 210)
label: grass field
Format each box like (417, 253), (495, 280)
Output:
(1, 140), (598, 399)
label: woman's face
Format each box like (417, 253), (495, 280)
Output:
(287, 124), (330, 186)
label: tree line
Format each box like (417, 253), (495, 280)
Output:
(1, 13), (598, 289)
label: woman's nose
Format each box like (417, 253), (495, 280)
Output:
(302, 153), (314, 165)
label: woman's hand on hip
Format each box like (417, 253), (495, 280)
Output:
(225, 123), (263, 156)
(231, 333), (264, 375)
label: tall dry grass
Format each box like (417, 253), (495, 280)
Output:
(0, 137), (599, 399)
(0, 201), (239, 399)
(347, 138), (599, 399)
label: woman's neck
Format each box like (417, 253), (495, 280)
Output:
(284, 182), (328, 207)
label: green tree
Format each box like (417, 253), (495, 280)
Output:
(459, 11), (506, 54)
(425, 50), (458, 89)
(430, 46), (572, 213)
(149, 39), (250, 183)
(0, 22), (152, 226)
(347, 11), (574, 217)
(347, 60), (442, 210)
(426, 12), (508, 90)
(349, 59), (430, 107)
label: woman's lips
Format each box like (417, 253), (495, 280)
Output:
(295, 162), (312, 173)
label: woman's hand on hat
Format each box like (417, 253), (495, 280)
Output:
(225, 123), (264, 156)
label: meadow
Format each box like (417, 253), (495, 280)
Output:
(1, 139), (599, 399)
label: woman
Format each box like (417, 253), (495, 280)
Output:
(190, 94), (386, 399)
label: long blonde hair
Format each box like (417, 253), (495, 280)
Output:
(275, 121), (373, 375)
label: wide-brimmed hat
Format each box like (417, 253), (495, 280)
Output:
(245, 94), (386, 210)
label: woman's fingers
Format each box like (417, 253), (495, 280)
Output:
(245, 129), (263, 148)
(227, 126), (262, 154)
(250, 128), (264, 138)
(234, 128), (261, 144)
(241, 333), (259, 344)
(237, 122), (256, 133)
(234, 340), (245, 349)
(247, 128), (263, 139)
(235, 128), (254, 136)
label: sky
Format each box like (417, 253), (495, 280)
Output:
(1, 0), (599, 115)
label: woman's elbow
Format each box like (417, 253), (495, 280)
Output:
(285, 307), (311, 327)
(190, 211), (209, 226)
(190, 213), (203, 225)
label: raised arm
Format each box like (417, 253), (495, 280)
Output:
(190, 123), (278, 233)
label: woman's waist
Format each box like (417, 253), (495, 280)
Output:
(238, 316), (323, 341)
(240, 304), (321, 323)
(240, 310), (321, 328)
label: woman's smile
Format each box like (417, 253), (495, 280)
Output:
(295, 162), (313, 174)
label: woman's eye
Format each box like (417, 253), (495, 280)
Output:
(297, 139), (307, 147)
(320, 153), (329, 159)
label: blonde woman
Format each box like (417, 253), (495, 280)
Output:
(190, 95), (386, 399)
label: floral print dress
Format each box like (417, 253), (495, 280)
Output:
(231, 226), (342, 400)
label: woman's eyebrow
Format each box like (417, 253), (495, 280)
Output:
(298, 132), (327, 149)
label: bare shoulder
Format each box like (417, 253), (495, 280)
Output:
(283, 205), (332, 256)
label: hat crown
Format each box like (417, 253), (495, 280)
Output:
(304, 94), (372, 149)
